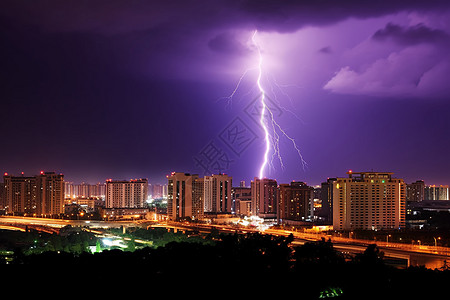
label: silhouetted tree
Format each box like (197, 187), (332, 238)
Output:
(294, 238), (344, 268)
(353, 244), (384, 265)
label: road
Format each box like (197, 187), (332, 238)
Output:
(1, 216), (450, 269)
(0, 216), (136, 229)
(161, 221), (450, 269)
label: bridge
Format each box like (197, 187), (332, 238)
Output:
(0, 223), (60, 234)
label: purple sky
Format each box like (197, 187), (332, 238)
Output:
(1, 0), (450, 186)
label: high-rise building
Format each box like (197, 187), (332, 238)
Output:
(424, 185), (449, 200)
(4, 174), (37, 215)
(66, 182), (106, 199)
(251, 177), (277, 218)
(105, 179), (148, 208)
(406, 180), (425, 202)
(4, 172), (64, 216)
(0, 181), (5, 210)
(319, 178), (336, 225)
(233, 186), (251, 216)
(192, 177), (205, 220)
(278, 181), (314, 224)
(167, 172), (204, 221)
(203, 174), (232, 213)
(37, 172), (65, 216)
(333, 171), (406, 230)
(149, 183), (168, 199)
(65, 181), (75, 198)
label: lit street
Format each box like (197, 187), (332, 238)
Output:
(2, 215), (450, 269)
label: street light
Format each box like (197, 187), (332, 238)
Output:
(434, 237), (441, 248)
(386, 234), (392, 245)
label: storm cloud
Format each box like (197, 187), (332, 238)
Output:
(1, 0), (450, 34)
(324, 21), (450, 98)
(1, 0), (450, 184)
(372, 23), (450, 46)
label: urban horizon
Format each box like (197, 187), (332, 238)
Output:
(2, 168), (449, 189)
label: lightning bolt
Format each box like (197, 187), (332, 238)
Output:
(221, 30), (307, 179)
(217, 67), (255, 109)
(253, 30), (271, 179)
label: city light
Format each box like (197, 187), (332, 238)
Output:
(235, 215), (274, 231)
(102, 237), (127, 249)
(2, 1), (450, 294)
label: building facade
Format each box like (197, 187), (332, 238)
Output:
(167, 172), (204, 221)
(203, 174), (232, 213)
(233, 186), (251, 216)
(4, 172), (64, 216)
(192, 177), (205, 220)
(105, 179), (148, 208)
(333, 171), (406, 230)
(149, 183), (168, 199)
(65, 182), (106, 199)
(278, 181), (314, 224)
(4, 175), (37, 215)
(251, 177), (278, 218)
(406, 180), (425, 202)
(424, 185), (449, 200)
(37, 172), (65, 215)
(319, 178), (336, 225)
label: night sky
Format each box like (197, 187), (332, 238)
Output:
(1, 1), (450, 186)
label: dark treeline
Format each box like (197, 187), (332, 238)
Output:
(5, 232), (450, 298)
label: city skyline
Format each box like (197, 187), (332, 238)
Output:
(2, 168), (450, 189)
(1, 1), (450, 188)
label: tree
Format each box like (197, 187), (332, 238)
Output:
(95, 240), (102, 253)
(294, 238), (344, 268)
(353, 244), (384, 265)
(127, 238), (136, 252)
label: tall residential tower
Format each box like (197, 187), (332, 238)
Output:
(167, 172), (204, 221)
(105, 179), (148, 208)
(333, 171), (406, 230)
(278, 181), (314, 224)
(251, 177), (277, 218)
(203, 174), (232, 213)
(3, 171), (64, 216)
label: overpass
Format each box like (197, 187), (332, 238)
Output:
(159, 222), (450, 269)
(2, 216), (450, 269)
(284, 232), (450, 269)
(0, 223), (59, 234)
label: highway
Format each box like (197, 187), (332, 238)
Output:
(1, 216), (450, 269)
(159, 221), (450, 269)
(0, 216), (136, 229)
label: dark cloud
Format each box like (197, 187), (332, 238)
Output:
(372, 23), (450, 46)
(318, 46), (332, 54)
(2, 0), (450, 184)
(1, 0), (450, 34)
(208, 32), (251, 56)
(240, 0), (450, 32)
